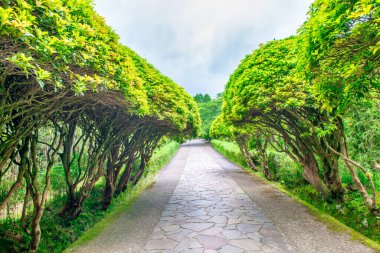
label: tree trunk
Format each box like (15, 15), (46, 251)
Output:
(319, 121), (345, 199)
(30, 205), (43, 252)
(324, 134), (377, 211)
(58, 185), (77, 217)
(261, 159), (270, 179)
(131, 157), (147, 186)
(341, 140), (375, 210)
(257, 139), (271, 179)
(20, 188), (30, 235)
(25, 130), (63, 252)
(322, 155), (344, 199)
(102, 145), (121, 210)
(0, 138), (29, 211)
(103, 176), (115, 210)
(236, 136), (258, 171)
(59, 194), (86, 219)
(277, 128), (329, 198)
(115, 160), (133, 195)
(102, 162), (125, 210)
(301, 151), (328, 198)
(60, 170), (101, 219)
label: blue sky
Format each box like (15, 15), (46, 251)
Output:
(93, 0), (313, 97)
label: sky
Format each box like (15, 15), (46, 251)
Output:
(93, 0), (313, 97)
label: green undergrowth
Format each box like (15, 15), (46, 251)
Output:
(0, 141), (180, 253)
(211, 140), (248, 169)
(211, 139), (380, 250)
(275, 184), (380, 251)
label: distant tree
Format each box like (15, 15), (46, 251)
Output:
(194, 93), (205, 103)
(193, 93), (222, 139)
(203, 94), (212, 103)
(194, 93), (212, 103)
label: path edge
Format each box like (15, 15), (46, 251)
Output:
(63, 147), (181, 253)
(211, 145), (380, 252)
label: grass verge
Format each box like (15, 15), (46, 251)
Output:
(0, 141), (180, 253)
(211, 139), (380, 251)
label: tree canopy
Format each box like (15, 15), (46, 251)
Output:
(298, 0), (380, 115)
(193, 93), (222, 139)
(194, 93), (212, 103)
(212, 1), (380, 212)
(0, 0), (200, 251)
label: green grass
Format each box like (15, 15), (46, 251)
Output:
(210, 139), (380, 250)
(0, 141), (180, 253)
(287, 185), (380, 243)
(211, 140), (248, 169)
(276, 184), (380, 252)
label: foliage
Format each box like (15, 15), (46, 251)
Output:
(290, 186), (380, 243)
(194, 93), (222, 139)
(194, 93), (211, 103)
(345, 101), (380, 174)
(220, 36), (343, 198)
(298, 0), (380, 115)
(223, 37), (307, 123)
(209, 115), (232, 140)
(214, 33), (378, 209)
(0, 0), (199, 251)
(211, 0), (380, 223)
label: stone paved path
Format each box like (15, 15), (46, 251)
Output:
(70, 140), (376, 253)
(143, 142), (294, 253)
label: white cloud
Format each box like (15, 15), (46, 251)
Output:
(94, 0), (313, 97)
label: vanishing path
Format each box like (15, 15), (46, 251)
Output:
(143, 141), (293, 253)
(70, 140), (375, 253)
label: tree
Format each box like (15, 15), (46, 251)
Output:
(222, 36), (346, 199)
(0, 0), (200, 251)
(194, 93), (212, 103)
(298, 0), (380, 115)
(194, 94), (222, 139)
(298, 0), (379, 210)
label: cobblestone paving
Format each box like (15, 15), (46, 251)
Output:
(144, 144), (294, 253)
